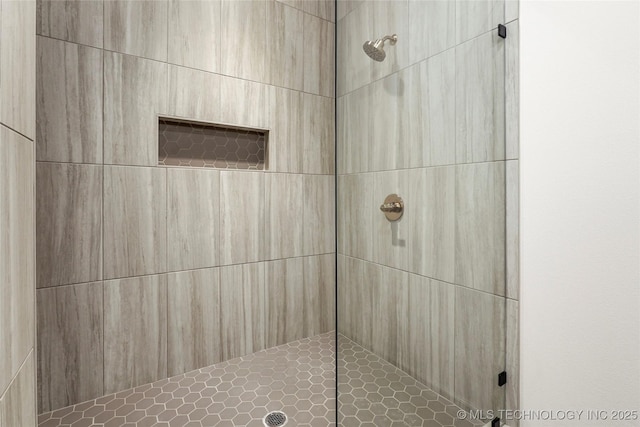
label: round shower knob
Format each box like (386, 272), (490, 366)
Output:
(379, 194), (404, 221)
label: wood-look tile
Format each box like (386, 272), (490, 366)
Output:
(368, 72), (409, 172)
(336, 1), (371, 96)
(103, 166), (167, 279)
(220, 0), (266, 82)
(219, 76), (268, 130)
(401, 275), (454, 400)
(369, 0), (409, 83)
(303, 93), (334, 175)
(0, 352), (35, 427)
(104, 275), (167, 394)
(0, 127), (34, 396)
(506, 20), (519, 159)
(337, 0), (362, 21)
(303, 175), (335, 256)
(408, 0), (455, 65)
(265, 174), (304, 260)
(36, 163), (102, 288)
(167, 269), (221, 376)
(406, 50), (456, 168)
(168, 0), (220, 72)
(104, 0), (168, 61)
(454, 286), (505, 412)
(303, 0), (335, 22)
(37, 282), (103, 412)
(0, 0), (36, 139)
(370, 169), (404, 269)
(167, 65), (221, 124)
(506, 161), (519, 300)
(265, 258), (304, 347)
(455, 162), (506, 296)
(167, 168), (220, 272)
(303, 13), (334, 97)
(365, 262), (408, 365)
(336, 255), (367, 345)
(337, 174), (373, 261)
(104, 52), (168, 166)
(455, 26), (505, 164)
(303, 254), (336, 337)
(268, 87), (303, 173)
(219, 171), (264, 265)
(456, 0), (505, 44)
(37, 0), (103, 48)
(219, 263), (266, 360)
(337, 85), (371, 174)
(506, 299), (519, 426)
(267, 1), (304, 91)
(36, 37), (103, 164)
(506, 0), (519, 23)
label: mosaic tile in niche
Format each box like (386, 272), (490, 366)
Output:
(158, 118), (267, 170)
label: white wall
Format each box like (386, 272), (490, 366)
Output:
(520, 1), (640, 426)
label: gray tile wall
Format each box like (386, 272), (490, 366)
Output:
(337, 0), (519, 416)
(0, 0), (36, 425)
(36, 0), (336, 413)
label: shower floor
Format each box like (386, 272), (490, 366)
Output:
(38, 333), (481, 427)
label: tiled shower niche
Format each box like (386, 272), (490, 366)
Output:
(158, 118), (268, 170)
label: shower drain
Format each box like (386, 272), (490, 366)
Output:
(263, 411), (288, 427)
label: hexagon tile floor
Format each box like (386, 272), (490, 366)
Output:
(337, 337), (484, 427)
(38, 332), (483, 427)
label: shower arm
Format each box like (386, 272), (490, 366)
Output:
(381, 34), (398, 45)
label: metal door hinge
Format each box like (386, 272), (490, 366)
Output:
(498, 371), (507, 387)
(498, 24), (507, 39)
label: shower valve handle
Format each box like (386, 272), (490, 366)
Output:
(379, 194), (404, 221)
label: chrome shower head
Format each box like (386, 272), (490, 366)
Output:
(363, 34), (398, 62)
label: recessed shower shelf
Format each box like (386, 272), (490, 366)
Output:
(158, 118), (268, 170)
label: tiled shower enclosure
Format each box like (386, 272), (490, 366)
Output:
(29, 0), (519, 426)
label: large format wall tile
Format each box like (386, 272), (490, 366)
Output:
(36, 37), (103, 164)
(167, 168), (220, 272)
(371, 167), (455, 282)
(303, 175), (335, 255)
(337, 85), (371, 174)
(267, 1), (304, 91)
(265, 258), (304, 347)
(400, 275), (454, 400)
(455, 162), (506, 296)
(168, 66), (222, 124)
(408, 0), (455, 65)
(37, 282), (103, 412)
(303, 93), (334, 175)
(303, 254), (336, 336)
(220, 76), (268, 130)
(337, 173), (373, 261)
(168, 0), (220, 73)
(0, 0), (36, 139)
(369, 0), (409, 83)
(104, 0), (168, 61)
(304, 13), (334, 97)
(268, 87), (303, 173)
(456, 31), (505, 164)
(220, 171), (264, 265)
(365, 262), (408, 365)
(0, 352), (35, 427)
(336, 255), (368, 345)
(336, 2), (371, 96)
(337, 0), (361, 21)
(454, 287), (505, 412)
(506, 0), (519, 23)
(37, 0), (103, 48)
(219, 263), (266, 360)
(36, 163), (102, 288)
(265, 174), (304, 260)
(456, 0), (505, 44)
(302, 0), (335, 22)
(506, 20), (519, 159)
(0, 127), (34, 396)
(167, 269), (221, 377)
(103, 166), (167, 279)
(104, 52), (168, 166)
(104, 275), (167, 394)
(220, 0), (266, 82)
(506, 161), (519, 300)
(406, 50), (456, 168)
(506, 299), (520, 426)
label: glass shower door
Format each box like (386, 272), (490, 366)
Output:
(335, 0), (510, 425)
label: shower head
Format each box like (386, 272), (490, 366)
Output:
(363, 34), (398, 62)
